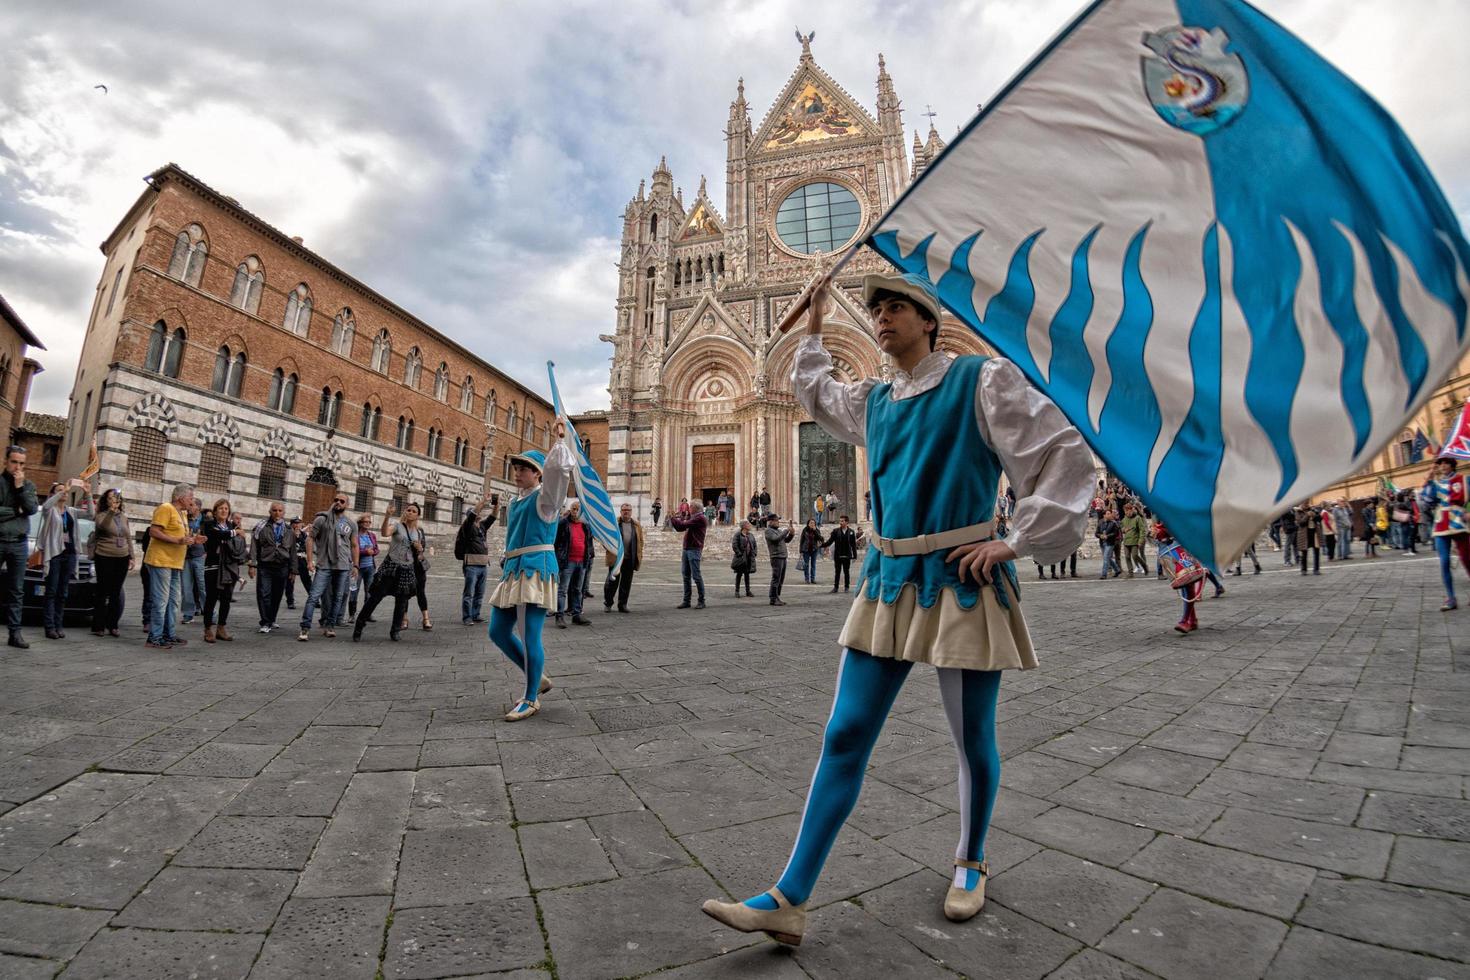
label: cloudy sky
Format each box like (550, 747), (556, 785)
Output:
(3, 0), (1467, 418)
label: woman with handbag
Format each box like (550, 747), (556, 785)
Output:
(732, 521), (758, 597)
(355, 501), (424, 642)
(200, 499), (247, 642)
(398, 516), (434, 632)
(798, 520), (822, 584)
(91, 488), (135, 637)
(38, 478), (92, 640)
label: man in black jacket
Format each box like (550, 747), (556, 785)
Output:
(455, 492), (498, 625)
(553, 501), (595, 627)
(0, 447), (39, 648)
(249, 501), (296, 633)
(824, 515), (861, 593)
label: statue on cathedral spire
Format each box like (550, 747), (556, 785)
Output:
(795, 28), (815, 60)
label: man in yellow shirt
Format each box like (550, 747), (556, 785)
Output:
(144, 483), (203, 649)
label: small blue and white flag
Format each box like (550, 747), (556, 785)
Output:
(866, 0), (1470, 569)
(547, 362), (624, 570)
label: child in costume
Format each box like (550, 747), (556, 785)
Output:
(702, 273), (1091, 944)
(1420, 454), (1469, 611)
(1154, 521), (1206, 634)
(488, 425), (574, 721)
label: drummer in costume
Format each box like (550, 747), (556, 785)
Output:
(1153, 520), (1206, 634)
(1420, 453), (1469, 611)
(703, 273), (1091, 944)
(489, 422), (574, 722)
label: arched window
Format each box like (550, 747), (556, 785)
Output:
(506, 404), (517, 434)
(281, 372), (297, 414)
(229, 256), (265, 314)
(144, 320), (185, 378)
(524, 412), (535, 440)
(268, 368), (284, 410)
(371, 329), (392, 373)
(433, 362), (449, 401)
(211, 345), (232, 393)
(360, 402), (374, 438)
(257, 455), (287, 499)
(317, 387), (341, 427)
(167, 224), (207, 287)
(427, 427), (442, 459)
(460, 376), (475, 412)
(332, 309), (355, 356)
(396, 416), (407, 449)
(197, 443), (232, 493)
(406, 419), (415, 450)
(452, 437), (464, 466)
(404, 347), (422, 387)
(282, 284), (312, 335)
(480, 445), (487, 472)
(650, 214), (658, 237)
(354, 477), (375, 511)
(228, 351), (247, 397)
(125, 428), (167, 483)
(485, 389), (498, 424)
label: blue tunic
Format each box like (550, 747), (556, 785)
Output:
(857, 355), (1003, 609)
(502, 489), (558, 583)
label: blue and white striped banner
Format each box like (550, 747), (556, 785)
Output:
(866, 0), (1470, 570)
(547, 362), (624, 569)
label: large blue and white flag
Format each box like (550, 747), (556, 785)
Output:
(547, 362), (624, 570)
(866, 0), (1470, 569)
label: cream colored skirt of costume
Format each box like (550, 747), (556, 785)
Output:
(838, 582), (1037, 671)
(488, 571), (559, 610)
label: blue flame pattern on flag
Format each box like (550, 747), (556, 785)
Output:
(547, 362), (624, 570)
(865, 0), (1470, 570)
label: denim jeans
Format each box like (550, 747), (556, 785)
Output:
(1099, 544), (1120, 577)
(301, 568), (350, 630)
(800, 551), (817, 583)
(557, 562), (587, 617)
(0, 539), (25, 635)
(255, 564), (287, 627)
(145, 564), (182, 645)
(461, 564), (487, 622)
(350, 562), (375, 616)
(181, 554), (205, 619)
(1338, 532), (1351, 559)
(44, 552), (76, 632)
(681, 548), (705, 604)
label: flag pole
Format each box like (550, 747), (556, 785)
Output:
(773, 242), (865, 335)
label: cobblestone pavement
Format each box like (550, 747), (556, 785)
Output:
(0, 551), (1466, 979)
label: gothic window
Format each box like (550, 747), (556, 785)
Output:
(197, 443), (232, 493)
(354, 477), (375, 511)
(211, 345), (245, 395)
(485, 389), (497, 424)
(718, 253), (725, 277)
(332, 309), (355, 355)
(360, 402), (374, 438)
(673, 262), (681, 288)
(144, 320), (185, 378)
(396, 416), (416, 451)
(396, 416), (408, 449)
(506, 404), (517, 434)
(228, 352), (246, 397)
(371, 405), (382, 439)
(452, 436), (462, 466)
(104, 267), (124, 317)
(166, 224), (207, 287)
(433, 362), (449, 401)
(371, 329), (392, 373)
(523, 412), (534, 440)
(774, 181), (862, 254)
(650, 214), (658, 237)
(229, 256), (265, 313)
(269, 368), (284, 410)
(282, 284), (312, 335)
(257, 455), (287, 499)
(126, 428), (167, 483)
(422, 492), (438, 523)
(426, 427), (439, 458)
(404, 347), (422, 387)
(317, 387), (343, 427)
(459, 376), (474, 412)
(281, 372), (297, 413)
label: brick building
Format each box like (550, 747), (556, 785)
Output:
(59, 163), (555, 531)
(0, 293), (47, 455)
(12, 413), (65, 492)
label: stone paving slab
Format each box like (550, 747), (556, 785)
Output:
(0, 555), (1464, 977)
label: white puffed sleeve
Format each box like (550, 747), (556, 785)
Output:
(974, 358), (1093, 563)
(537, 441), (576, 524)
(792, 335), (878, 447)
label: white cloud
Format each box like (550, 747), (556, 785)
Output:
(1, 0), (1466, 422)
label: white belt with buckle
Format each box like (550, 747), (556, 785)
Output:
(876, 520), (995, 557)
(504, 544), (555, 560)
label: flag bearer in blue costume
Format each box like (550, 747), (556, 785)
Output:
(489, 422), (574, 722)
(703, 273), (1092, 944)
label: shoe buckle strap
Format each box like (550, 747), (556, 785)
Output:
(955, 859), (988, 875)
(766, 887), (792, 909)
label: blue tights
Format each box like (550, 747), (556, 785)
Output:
(745, 648), (1002, 909)
(488, 604), (548, 704)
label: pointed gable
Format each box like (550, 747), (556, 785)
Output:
(678, 189), (725, 241)
(752, 57), (877, 154)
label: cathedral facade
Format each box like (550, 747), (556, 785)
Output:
(604, 37), (987, 519)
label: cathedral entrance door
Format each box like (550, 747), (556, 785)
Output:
(799, 422), (856, 523)
(691, 444), (734, 508)
(302, 467), (338, 520)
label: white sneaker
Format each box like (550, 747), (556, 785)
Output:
(298, 630), (309, 642)
(258, 626), (271, 634)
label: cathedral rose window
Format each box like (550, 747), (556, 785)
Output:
(774, 181), (862, 254)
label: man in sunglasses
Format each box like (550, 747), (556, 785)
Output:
(299, 492), (359, 641)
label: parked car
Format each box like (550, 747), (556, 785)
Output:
(21, 507), (97, 624)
